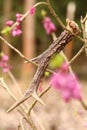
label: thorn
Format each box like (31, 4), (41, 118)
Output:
(7, 94), (31, 112)
(31, 91), (45, 106)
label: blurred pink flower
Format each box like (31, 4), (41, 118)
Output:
(42, 16), (56, 34)
(5, 13), (22, 37)
(84, 123), (87, 128)
(16, 13), (22, 22)
(2, 54), (8, 61)
(11, 24), (22, 37)
(50, 63), (82, 102)
(0, 54), (11, 73)
(29, 7), (35, 15)
(6, 20), (14, 26)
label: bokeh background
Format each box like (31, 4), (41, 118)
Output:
(0, 0), (87, 79)
(0, 0), (87, 130)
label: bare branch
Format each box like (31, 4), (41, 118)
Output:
(27, 86), (51, 115)
(7, 19), (80, 112)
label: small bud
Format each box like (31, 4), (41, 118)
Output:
(41, 10), (47, 17)
(29, 7), (35, 15)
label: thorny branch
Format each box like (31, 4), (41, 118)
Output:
(0, 1), (87, 130)
(18, 110), (38, 130)
(0, 1), (86, 114)
(0, 78), (38, 130)
(0, 36), (55, 75)
(7, 19), (81, 112)
(27, 85), (51, 115)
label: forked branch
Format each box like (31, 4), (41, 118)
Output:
(7, 19), (81, 112)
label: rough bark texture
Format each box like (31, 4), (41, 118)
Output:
(25, 29), (72, 95)
(8, 29), (73, 112)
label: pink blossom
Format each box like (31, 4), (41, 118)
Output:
(16, 13), (22, 22)
(50, 63), (82, 102)
(29, 7), (35, 15)
(5, 13), (22, 37)
(6, 20), (14, 26)
(0, 54), (11, 73)
(2, 54), (8, 61)
(11, 27), (22, 37)
(42, 16), (56, 34)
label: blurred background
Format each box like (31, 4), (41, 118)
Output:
(0, 0), (87, 80)
(0, 0), (87, 130)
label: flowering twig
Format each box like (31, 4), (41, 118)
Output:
(10, 2), (48, 31)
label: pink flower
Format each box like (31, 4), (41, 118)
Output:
(0, 54), (11, 73)
(2, 54), (8, 61)
(16, 13), (22, 22)
(29, 7), (35, 15)
(42, 16), (56, 34)
(11, 26), (22, 37)
(5, 13), (22, 37)
(50, 63), (82, 102)
(6, 20), (14, 26)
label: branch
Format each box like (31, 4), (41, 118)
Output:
(10, 2), (48, 31)
(0, 36), (56, 75)
(0, 78), (17, 101)
(27, 85), (51, 115)
(7, 19), (80, 112)
(0, 78), (38, 130)
(69, 45), (85, 65)
(8, 70), (23, 97)
(46, 0), (65, 29)
(46, 0), (85, 43)
(18, 110), (38, 130)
